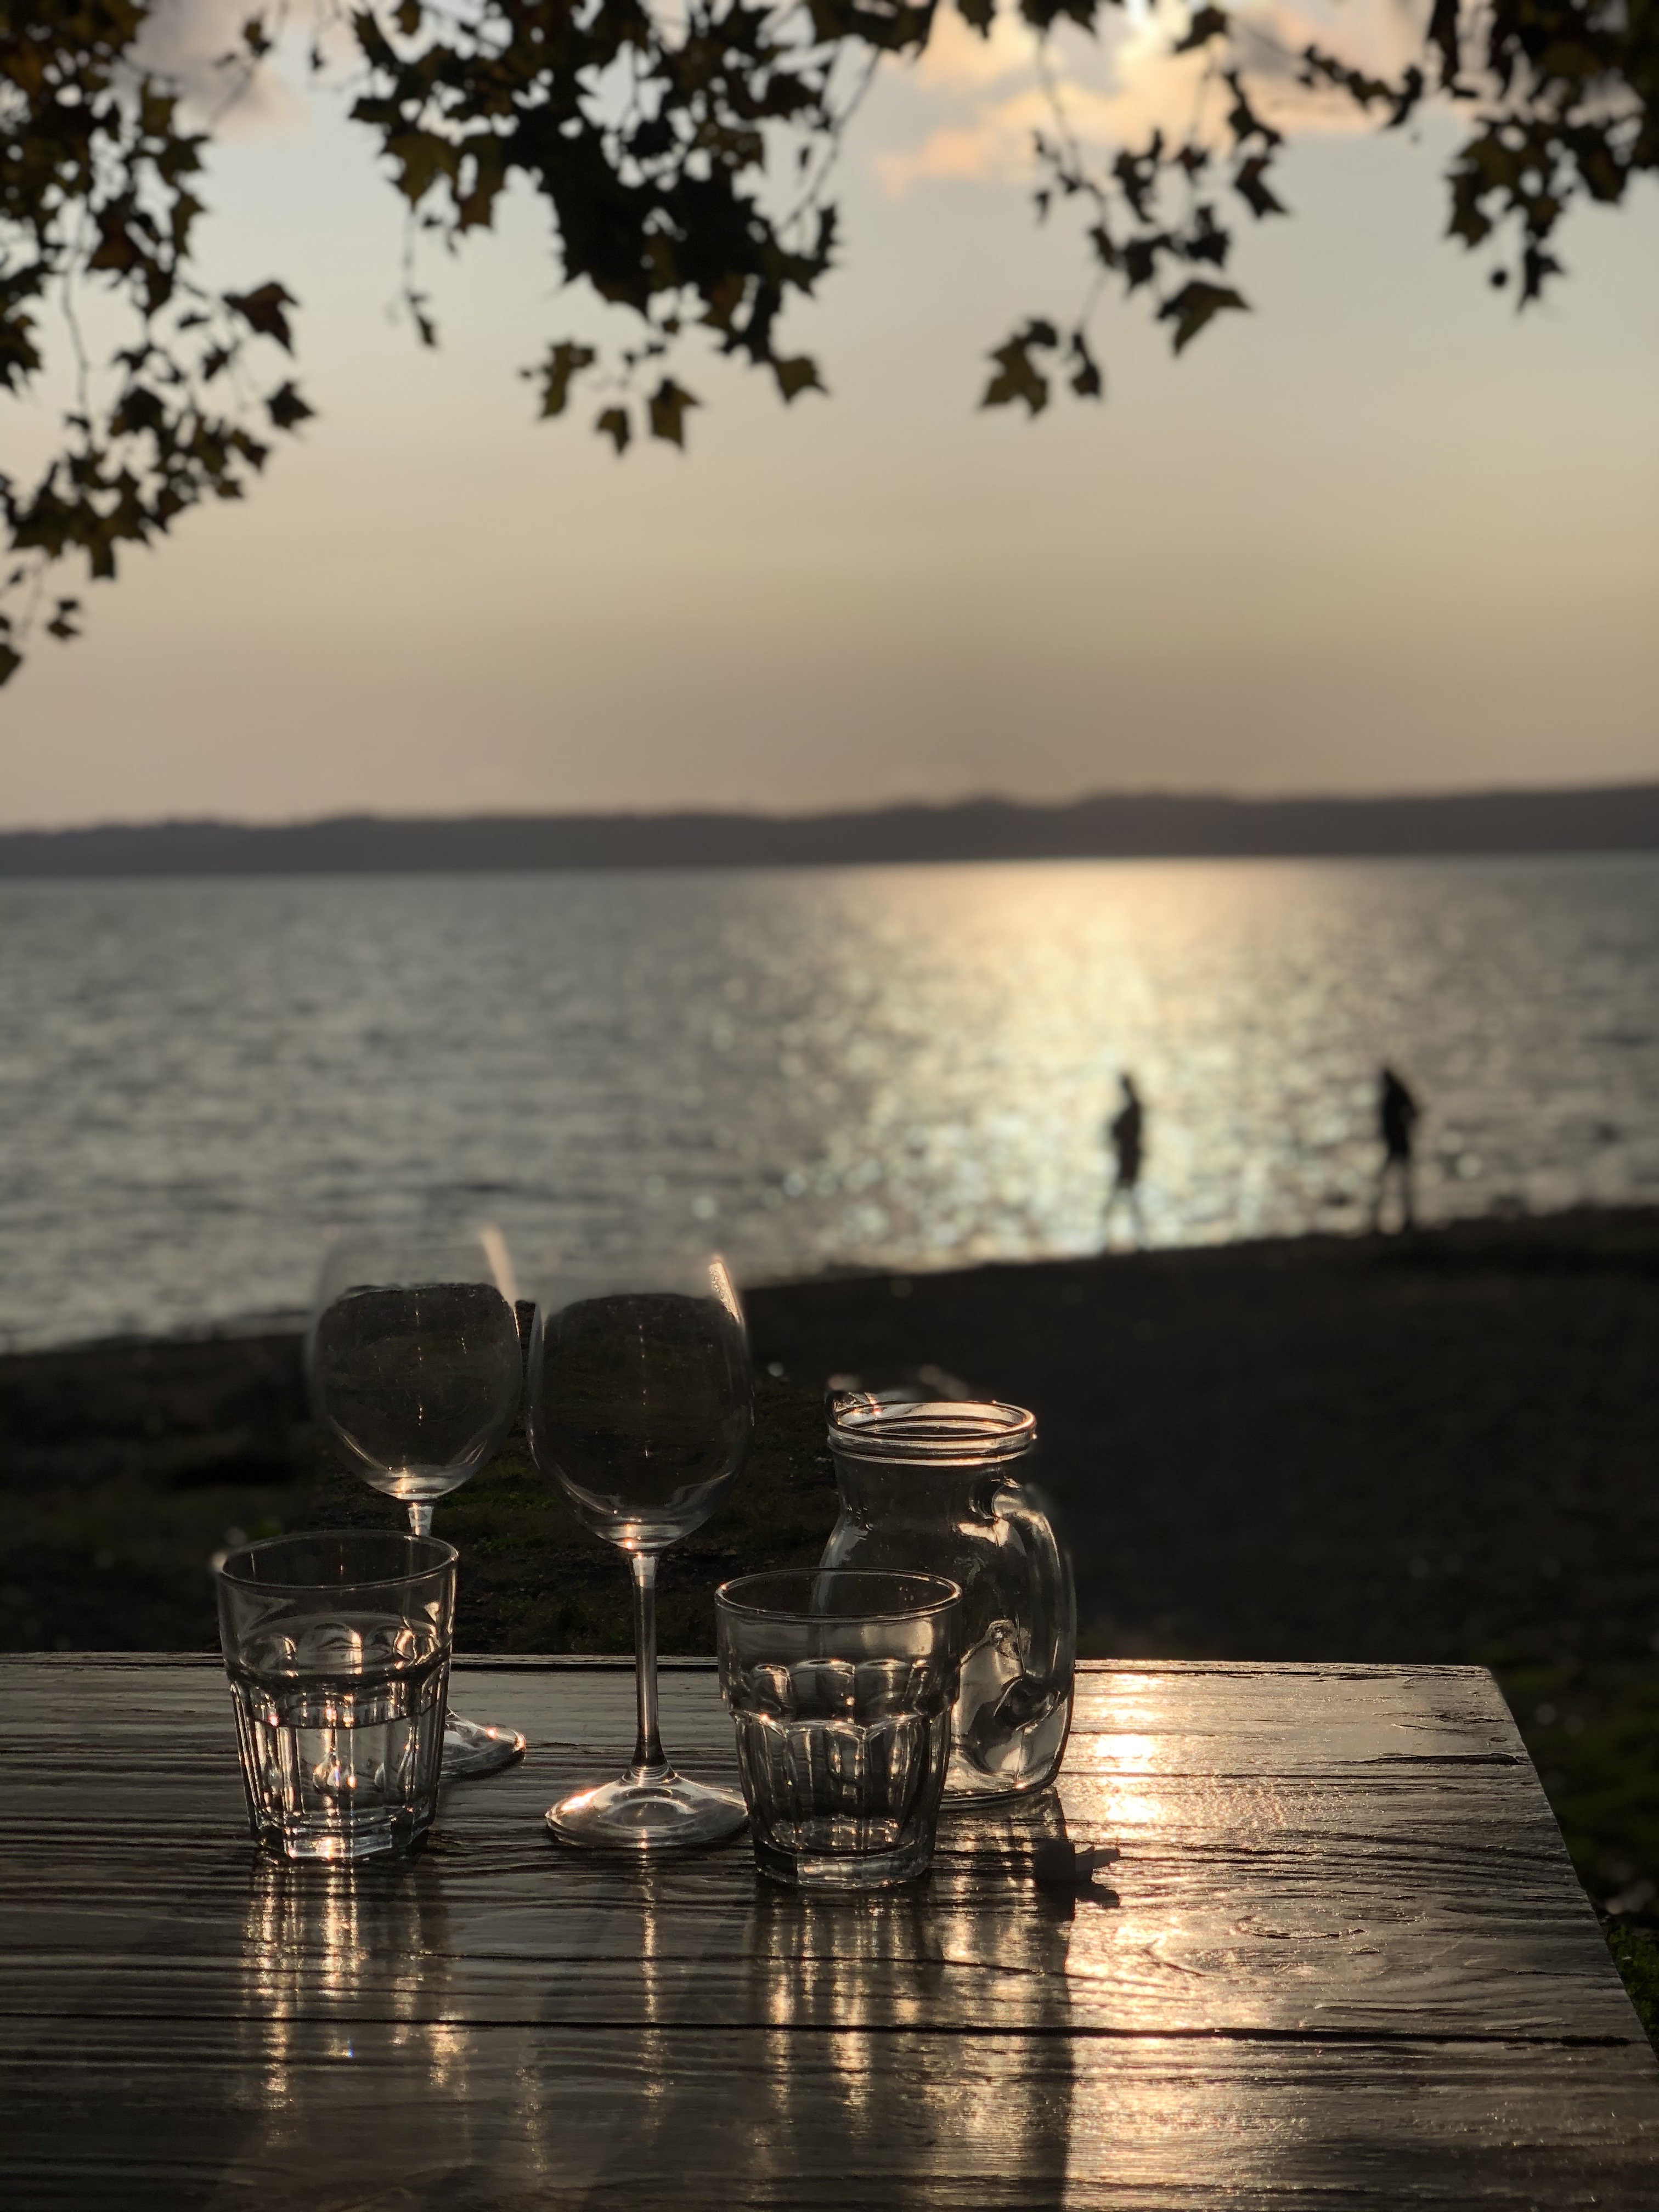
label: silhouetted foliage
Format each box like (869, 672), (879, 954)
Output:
(3, 0), (1654, 677)
(1, 2), (316, 680)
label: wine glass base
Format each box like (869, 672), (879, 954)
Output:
(546, 1767), (747, 1852)
(442, 1710), (528, 1782)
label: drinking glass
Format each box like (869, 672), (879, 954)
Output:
(307, 1225), (527, 1780)
(526, 1253), (753, 1849)
(716, 1570), (962, 1888)
(217, 1529), (456, 1860)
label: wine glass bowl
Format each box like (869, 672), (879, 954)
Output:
(527, 1254), (754, 1850)
(311, 1276), (523, 1530)
(306, 1226), (528, 1781)
(529, 1282), (751, 1553)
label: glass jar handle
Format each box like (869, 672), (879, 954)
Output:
(992, 1483), (1077, 1695)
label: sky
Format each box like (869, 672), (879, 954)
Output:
(3, 1), (1657, 828)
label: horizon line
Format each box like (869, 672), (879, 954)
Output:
(5, 775), (1659, 841)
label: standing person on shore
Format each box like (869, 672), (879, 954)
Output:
(1103, 1074), (1146, 1246)
(1373, 1066), (1421, 1232)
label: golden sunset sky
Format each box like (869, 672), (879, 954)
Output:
(4, 1), (1656, 826)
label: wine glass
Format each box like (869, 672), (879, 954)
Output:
(307, 1224), (528, 1781)
(526, 1252), (753, 1849)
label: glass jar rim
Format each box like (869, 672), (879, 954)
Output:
(826, 1395), (1036, 1465)
(216, 1529), (458, 1593)
(715, 1568), (962, 1623)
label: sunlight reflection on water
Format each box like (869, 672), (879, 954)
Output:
(2, 855), (1655, 1347)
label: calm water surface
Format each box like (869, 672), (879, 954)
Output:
(3, 856), (1656, 1349)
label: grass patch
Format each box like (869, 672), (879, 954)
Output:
(1603, 1922), (1659, 2044)
(1494, 1658), (1659, 2049)
(1, 1357), (842, 1657)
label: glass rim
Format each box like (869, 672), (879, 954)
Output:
(528, 1252), (744, 1324)
(215, 1529), (458, 1593)
(312, 1220), (521, 1309)
(826, 1395), (1036, 1464)
(714, 1568), (962, 1624)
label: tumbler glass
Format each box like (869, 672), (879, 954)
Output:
(216, 1531), (457, 1861)
(716, 1570), (962, 1889)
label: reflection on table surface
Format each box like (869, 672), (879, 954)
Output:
(3, 1656), (1654, 2210)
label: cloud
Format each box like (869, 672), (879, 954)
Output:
(876, 0), (1432, 196)
(133, 0), (315, 137)
(905, 7), (1052, 93)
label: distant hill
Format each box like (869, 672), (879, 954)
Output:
(4, 785), (1657, 876)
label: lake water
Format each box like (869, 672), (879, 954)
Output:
(3, 856), (1656, 1350)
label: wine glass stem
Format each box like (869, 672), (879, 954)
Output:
(407, 1502), (435, 1538)
(630, 1552), (667, 1775)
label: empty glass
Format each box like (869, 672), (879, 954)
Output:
(527, 1253), (753, 1849)
(716, 1570), (962, 1889)
(216, 1530), (456, 1861)
(307, 1225), (526, 1780)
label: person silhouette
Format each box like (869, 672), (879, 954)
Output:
(1103, 1074), (1145, 1246)
(1373, 1065), (1420, 1232)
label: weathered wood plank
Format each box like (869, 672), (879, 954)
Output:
(0, 1824), (1634, 2040)
(2, 1657), (1654, 2208)
(1, 1660), (1638, 2040)
(3, 2023), (1656, 2209)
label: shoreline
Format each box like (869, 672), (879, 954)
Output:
(7, 1197), (1656, 1364)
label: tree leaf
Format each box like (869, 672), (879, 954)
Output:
(1122, 236), (1163, 292)
(1521, 244), (1564, 303)
(1159, 281), (1250, 354)
(109, 385), (166, 436)
(1069, 329), (1104, 399)
(86, 211), (141, 276)
(1174, 7), (1230, 54)
(385, 130), (454, 208)
(350, 9), (398, 71)
(1184, 203), (1231, 264)
(980, 328), (1051, 415)
(1426, 0), (1460, 87)
(595, 406), (632, 455)
(531, 342), (597, 419)
(266, 381), (315, 430)
(647, 379), (700, 447)
(224, 283), (296, 353)
(1234, 155), (1286, 218)
(772, 355), (823, 402)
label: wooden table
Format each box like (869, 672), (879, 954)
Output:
(3, 1656), (1655, 2208)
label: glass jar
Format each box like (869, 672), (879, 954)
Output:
(822, 1395), (1075, 1801)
